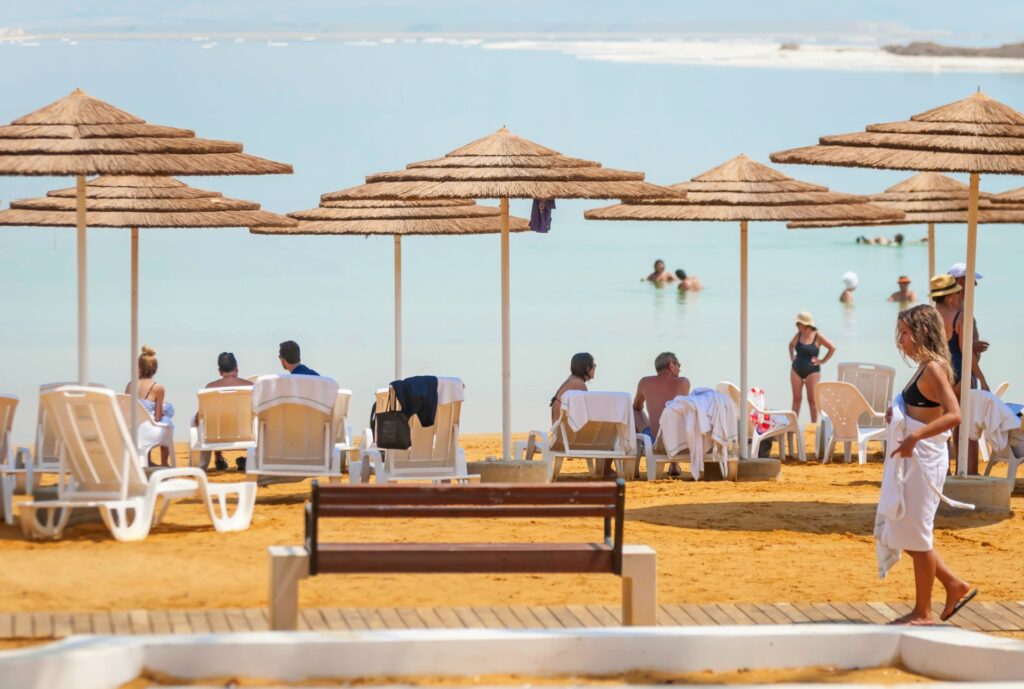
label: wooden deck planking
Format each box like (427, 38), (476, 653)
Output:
(716, 603), (755, 625)
(491, 605), (527, 629)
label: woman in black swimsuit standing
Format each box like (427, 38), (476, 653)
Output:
(789, 311), (836, 423)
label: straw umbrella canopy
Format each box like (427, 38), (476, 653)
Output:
(330, 127), (678, 459)
(0, 175), (295, 432)
(991, 186), (1024, 207)
(771, 91), (1024, 476)
(586, 155), (904, 459)
(0, 88), (291, 384)
(254, 184), (529, 379)
(788, 173), (1024, 280)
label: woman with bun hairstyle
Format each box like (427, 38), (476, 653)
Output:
(125, 345), (175, 466)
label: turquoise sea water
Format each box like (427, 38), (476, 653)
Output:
(1, 38), (1022, 443)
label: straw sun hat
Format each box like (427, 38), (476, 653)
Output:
(795, 311), (816, 328)
(929, 274), (962, 299)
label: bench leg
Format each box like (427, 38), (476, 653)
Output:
(620, 544), (657, 626)
(268, 545), (310, 631)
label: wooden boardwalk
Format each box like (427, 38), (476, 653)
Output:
(3, 601), (1024, 639)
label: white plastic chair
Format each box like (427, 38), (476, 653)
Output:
(637, 428), (733, 481)
(117, 394), (176, 467)
(514, 391), (638, 481)
(814, 382), (886, 464)
(717, 382), (805, 461)
(352, 379), (476, 483)
(28, 382), (107, 490)
(819, 363), (895, 458)
(331, 390), (356, 473)
(247, 375), (345, 482)
(188, 386), (258, 468)
(19, 386), (255, 542)
(0, 394), (30, 526)
(980, 381), (1010, 465)
(971, 388), (1022, 486)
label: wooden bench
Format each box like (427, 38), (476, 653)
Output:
(268, 479), (656, 629)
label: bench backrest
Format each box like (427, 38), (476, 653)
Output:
(306, 480), (626, 575)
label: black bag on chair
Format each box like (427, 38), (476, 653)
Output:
(374, 387), (412, 450)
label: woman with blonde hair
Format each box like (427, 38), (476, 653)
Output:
(878, 305), (976, 625)
(124, 345), (175, 467)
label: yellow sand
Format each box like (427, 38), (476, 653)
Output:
(1, 431), (1021, 613)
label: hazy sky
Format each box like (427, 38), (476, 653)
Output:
(4, 0), (1022, 42)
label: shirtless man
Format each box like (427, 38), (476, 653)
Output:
(675, 269), (703, 292)
(645, 259), (676, 283)
(196, 352), (253, 471)
(888, 276), (917, 304)
(634, 352), (691, 476)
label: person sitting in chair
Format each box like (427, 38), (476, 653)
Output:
(634, 352), (691, 477)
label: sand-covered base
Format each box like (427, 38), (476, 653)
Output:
(123, 665), (936, 687)
(1, 431), (1021, 612)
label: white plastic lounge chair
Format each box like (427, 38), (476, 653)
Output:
(814, 382), (886, 464)
(247, 375), (345, 482)
(515, 390), (638, 481)
(717, 382), (805, 461)
(0, 394), (30, 526)
(638, 390), (737, 481)
(980, 381), (1010, 464)
(352, 378), (477, 483)
(188, 386), (258, 469)
(116, 393), (176, 467)
(331, 390), (356, 472)
(19, 386), (255, 541)
(818, 363), (894, 457)
(970, 389), (1023, 486)
(28, 382), (107, 490)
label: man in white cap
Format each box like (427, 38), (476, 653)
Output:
(947, 262), (989, 359)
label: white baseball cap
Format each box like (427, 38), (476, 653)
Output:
(947, 262), (983, 280)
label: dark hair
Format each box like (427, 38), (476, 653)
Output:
(674, 269), (687, 280)
(278, 340), (301, 365)
(570, 352), (595, 379)
(894, 233), (905, 245)
(218, 352), (238, 374)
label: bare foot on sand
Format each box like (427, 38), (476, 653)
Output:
(941, 580), (975, 621)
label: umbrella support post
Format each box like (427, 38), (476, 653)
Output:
(394, 235), (402, 380)
(738, 220), (749, 460)
(927, 222), (935, 280)
(500, 197), (511, 461)
(956, 173), (980, 477)
(130, 226), (139, 441)
(76, 174), (88, 385)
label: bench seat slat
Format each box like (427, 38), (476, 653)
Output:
(317, 542), (614, 574)
(318, 505), (615, 519)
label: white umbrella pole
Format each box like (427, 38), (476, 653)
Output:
(956, 173), (980, 477)
(75, 175), (88, 384)
(500, 197), (512, 461)
(738, 220), (749, 460)
(394, 235), (402, 380)
(130, 226), (139, 438)
(927, 222), (936, 280)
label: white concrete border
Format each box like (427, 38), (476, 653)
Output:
(1, 625), (1023, 689)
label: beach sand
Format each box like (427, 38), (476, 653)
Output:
(1, 430), (1020, 613)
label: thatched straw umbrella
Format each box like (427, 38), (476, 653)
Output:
(254, 184), (529, 378)
(0, 88), (291, 384)
(329, 127), (677, 459)
(991, 186), (1024, 207)
(586, 155), (903, 459)
(0, 175), (295, 433)
(771, 91), (1024, 476)
(788, 173), (1024, 280)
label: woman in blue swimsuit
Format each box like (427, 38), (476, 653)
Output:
(789, 311), (836, 423)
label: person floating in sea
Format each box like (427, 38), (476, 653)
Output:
(839, 271), (858, 304)
(856, 232), (905, 246)
(645, 259), (676, 284)
(674, 269), (702, 292)
(788, 312), (835, 424)
(877, 304), (976, 625)
(888, 276), (917, 304)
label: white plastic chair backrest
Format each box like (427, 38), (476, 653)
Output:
(36, 382), (106, 469)
(994, 382), (1009, 399)
(41, 386), (147, 499)
(332, 390), (352, 445)
(815, 382), (872, 439)
(716, 381), (757, 435)
(196, 387), (256, 444)
(373, 385), (462, 472)
(253, 375), (337, 469)
(0, 394), (17, 461)
(837, 362), (894, 429)
(115, 393), (157, 437)
(551, 392), (628, 454)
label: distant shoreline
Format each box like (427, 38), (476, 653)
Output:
(884, 40), (1024, 59)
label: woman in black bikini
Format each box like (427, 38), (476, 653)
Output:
(788, 311), (836, 423)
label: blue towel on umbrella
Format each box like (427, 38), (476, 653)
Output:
(530, 199), (556, 233)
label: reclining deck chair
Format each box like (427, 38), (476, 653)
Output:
(247, 375), (345, 483)
(332, 390), (356, 473)
(640, 390), (737, 481)
(26, 382), (107, 491)
(0, 394), (29, 525)
(352, 377), (476, 483)
(818, 363), (894, 458)
(516, 390), (637, 481)
(19, 386), (255, 541)
(718, 382), (805, 461)
(815, 381), (886, 464)
(188, 386), (258, 469)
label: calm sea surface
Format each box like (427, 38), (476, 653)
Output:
(1, 38), (1022, 442)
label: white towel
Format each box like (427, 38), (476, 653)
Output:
(661, 388), (737, 479)
(252, 374), (339, 415)
(436, 377), (465, 405)
(874, 396), (974, 579)
(968, 389), (1019, 452)
(559, 390), (635, 453)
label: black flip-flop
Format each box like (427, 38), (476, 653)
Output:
(941, 588), (978, 622)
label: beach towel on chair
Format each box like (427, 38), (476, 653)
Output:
(559, 390), (636, 453)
